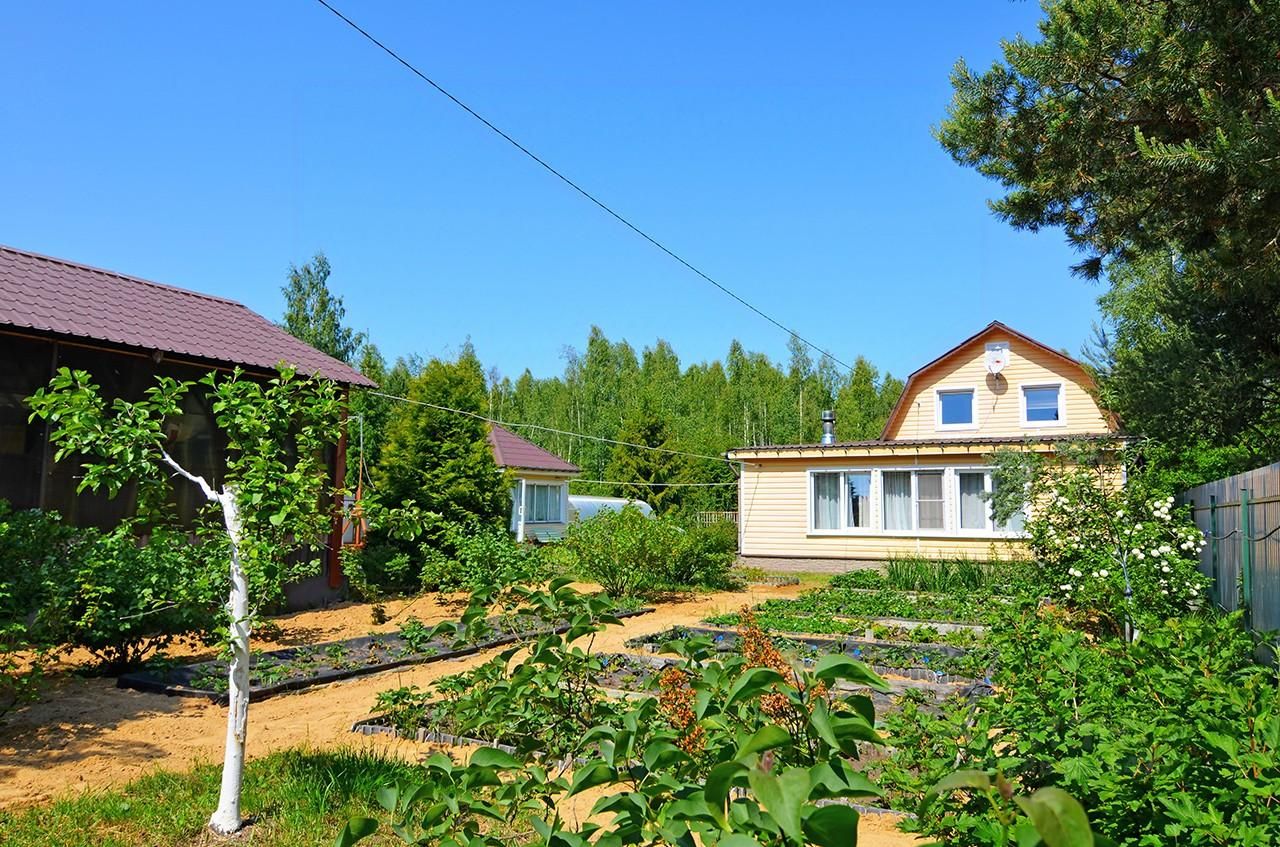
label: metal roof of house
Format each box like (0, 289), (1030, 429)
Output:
(0, 244), (374, 387)
(488, 424), (580, 474)
(727, 433), (1121, 458)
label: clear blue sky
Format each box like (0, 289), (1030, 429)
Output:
(1, 1), (1101, 383)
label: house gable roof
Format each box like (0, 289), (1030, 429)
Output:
(879, 321), (1095, 439)
(488, 424), (580, 474)
(0, 244), (374, 387)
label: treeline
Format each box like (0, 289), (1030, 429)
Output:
(282, 258), (901, 516)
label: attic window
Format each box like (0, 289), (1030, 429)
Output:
(937, 389), (975, 427)
(1023, 384), (1063, 425)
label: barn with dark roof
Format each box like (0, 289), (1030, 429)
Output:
(0, 244), (374, 605)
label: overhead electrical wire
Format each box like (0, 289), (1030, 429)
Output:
(365, 389), (740, 465)
(312, 0), (857, 375)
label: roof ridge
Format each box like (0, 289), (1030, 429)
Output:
(0, 244), (248, 308)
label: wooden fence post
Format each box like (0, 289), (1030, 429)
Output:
(1241, 487), (1253, 627)
(1209, 493), (1219, 605)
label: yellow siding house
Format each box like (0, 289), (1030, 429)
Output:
(728, 322), (1118, 562)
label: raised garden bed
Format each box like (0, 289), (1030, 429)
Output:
(626, 625), (995, 683)
(118, 608), (654, 704)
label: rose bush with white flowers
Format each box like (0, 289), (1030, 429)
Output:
(1028, 474), (1210, 626)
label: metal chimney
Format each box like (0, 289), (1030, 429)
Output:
(820, 409), (836, 445)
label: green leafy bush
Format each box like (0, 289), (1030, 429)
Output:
(420, 523), (549, 592)
(662, 519), (740, 590)
(561, 507), (739, 598)
(41, 525), (227, 672)
(341, 540), (415, 600)
(881, 607), (1280, 846)
(990, 445), (1210, 631)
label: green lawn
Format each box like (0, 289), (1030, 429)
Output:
(0, 748), (413, 846)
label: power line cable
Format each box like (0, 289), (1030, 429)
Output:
(365, 389), (738, 465)
(573, 481), (742, 488)
(312, 0), (857, 374)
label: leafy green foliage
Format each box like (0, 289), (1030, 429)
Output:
(560, 506), (739, 598)
(938, 0), (1280, 473)
(989, 443), (1209, 630)
(40, 524), (226, 672)
(711, 589), (1004, 628)
(280, 252), (366, 365)
(371, 344), (508, 557)
(348, 579), (895, 847)
(420, 523), (551, 592)
(0, 502), (84, 714)
(881, 607), (1280, 846)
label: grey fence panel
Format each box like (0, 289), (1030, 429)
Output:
(1181, 462), (1280, 650)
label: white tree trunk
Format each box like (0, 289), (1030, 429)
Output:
(209, 490), (252, 835)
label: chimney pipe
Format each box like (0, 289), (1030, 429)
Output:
(820, 409), (836, 445)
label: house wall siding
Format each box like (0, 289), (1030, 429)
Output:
(884, 335), (1109, 440)
(738, 455), (1031, 561)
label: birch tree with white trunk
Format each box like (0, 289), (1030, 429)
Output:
(29, 365), (343, 835)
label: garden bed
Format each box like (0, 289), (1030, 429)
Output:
(626, 625), (995, 683)
(118, 608), (654, 704)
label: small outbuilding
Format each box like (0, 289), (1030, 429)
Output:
(487, 423), (580, 542)
(0, 244), (374, 606)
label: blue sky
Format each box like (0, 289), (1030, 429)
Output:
(1, 1), (1101, 382)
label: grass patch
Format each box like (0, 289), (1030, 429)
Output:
(0, 747), (415, 847)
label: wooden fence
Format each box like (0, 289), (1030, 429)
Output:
(1181, 462), (1280, 655)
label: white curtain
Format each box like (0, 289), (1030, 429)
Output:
(846, 472), (871, 528)
(882, 471), (911, 530)
(917, 471), (944, 530)
(813, 473), (840, 529)
(958, 472), (986, 530)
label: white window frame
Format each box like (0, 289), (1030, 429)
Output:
(952, 465), (1030, 537)
(935, 386), (978, 431)
(524, 482), (566, 524)
(807, 468), (878, 536)
(1020, 381), (1066, 428)
(804, 465), (1030, 539)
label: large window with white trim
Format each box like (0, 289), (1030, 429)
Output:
(526, 483), (564, 523)
(812, 470), (872, 530)
(809, 466), (1028, 536)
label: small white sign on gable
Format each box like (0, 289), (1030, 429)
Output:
(985, 341), (1010, 375)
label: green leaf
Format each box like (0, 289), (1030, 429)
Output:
(705, 760), (746, 812)
(469, 747), (521, 770)
(1015, 787), (1094, 847)
(726, 667), (786, 707)
(737, 725), (792, 759)
(927, 770), (992, 796)
(567, 761), (617, 797)
(334, 817), (379, 847)
(747, 766), (810, 845)
(268, 510), (286, 527)
(375, 784), (399, 813)
(814, 655), (890, 691)
(803, 804), (861, 847)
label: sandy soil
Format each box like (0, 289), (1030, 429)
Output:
(0, 582), (918, 846)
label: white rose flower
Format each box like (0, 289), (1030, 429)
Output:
(1162, 565), (1171, 573)
(1099, 569), (1109, 578)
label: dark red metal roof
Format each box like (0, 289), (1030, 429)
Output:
(488, 424), (580, 473)
(0, 244), (374, 387)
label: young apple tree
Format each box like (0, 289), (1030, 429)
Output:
(28, 365), (343, 835)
